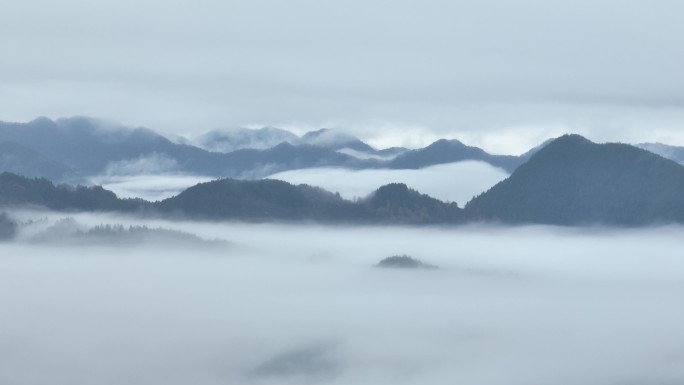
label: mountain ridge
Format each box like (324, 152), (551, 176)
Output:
(465, 134), (684, 225)
(4, 132), (684, 226)
(0, 117), (549, 181)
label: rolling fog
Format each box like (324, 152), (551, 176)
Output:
(2, 211), (684, 384)
(268, 161), (508, 204)
(89, 174), (214, 202)
(86, 161), (508, 204)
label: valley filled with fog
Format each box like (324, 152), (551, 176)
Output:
(2, 210), (684, 385)
(268, 161), (508, 204)
(87, 161), (508, 204)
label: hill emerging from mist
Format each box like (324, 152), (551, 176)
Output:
(0, 172), (464, 225)
(466, 135), (684, 225)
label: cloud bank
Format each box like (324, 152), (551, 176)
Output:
(2, 211), (684, 384)
(268, 161), (508, 205)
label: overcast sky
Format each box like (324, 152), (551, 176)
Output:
(1, 0), (683, 154)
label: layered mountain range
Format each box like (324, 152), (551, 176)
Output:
(3, 130), (684, 226)
(0, 117), (546, 182)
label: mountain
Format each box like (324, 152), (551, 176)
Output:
(158, 178), (366, 221)
(0, 118), (372, 180)
(388, 139), (527, 173)
(0, 117), (545, 180)
(0, 117), (213, 177)
(5, 132), (684, 227)
(158, 180), (463, 224)
(361, 183), (463, 224)
(0, 141), (76, 181)
(637, 143), (684, 165)
(0, 172), (463, 224)
(465, 135), (684, 225)
(0, 172), (144, 212)
(195, 126), (299, 153)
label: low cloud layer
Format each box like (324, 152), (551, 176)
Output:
(89, 174), (213, 201)
(2, 211), (684, 384)
(268, 161), (508, 205)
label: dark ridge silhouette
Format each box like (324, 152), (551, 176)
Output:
(0, 172), (466, 224)
(157, 178), (367, 222)
(4, 134), (684, 226)
(466, 134), (684, 225)
(362, 183), (463, 224)
(0, 172), (146, 212)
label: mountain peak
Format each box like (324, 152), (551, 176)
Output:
(466, 136), (684, 225)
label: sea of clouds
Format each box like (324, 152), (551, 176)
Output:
(2, 210), (684, 385)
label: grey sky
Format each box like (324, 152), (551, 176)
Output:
(1, 0), (683, 153)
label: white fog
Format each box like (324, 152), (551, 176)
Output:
(2, 210), (684, 385)
(86, 161), (509, 204)
(89, 174), (214, 201)
(268, 161), (508, 204)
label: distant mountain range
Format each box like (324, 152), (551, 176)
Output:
(0, 117), (548, 182)
(3, 134), (684, 226)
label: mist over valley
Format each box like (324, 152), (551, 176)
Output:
(3, 211), (684, 384)
(4, 0), (684, 381)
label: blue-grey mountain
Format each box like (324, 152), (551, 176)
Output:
(466, 135), (684, 225)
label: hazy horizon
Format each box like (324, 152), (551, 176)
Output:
(2, 0), (683, 153)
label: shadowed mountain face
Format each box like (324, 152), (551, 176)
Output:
(466, 135), (684, 225)
(0, 172), (144, 212)
(4, 131), (684, 227)
(0, 117), (567, 188)
(0, 141), (76, 181)
(0, 118), (549, 182)
(363, 183), (463, 224)
(0, 118), (372, 180)
(158, 180), (464, 224)
(157, 178), (367, 221)
(0, 172), (463, 224)
(0, 117), (212, 176)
